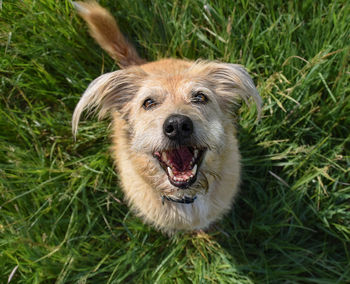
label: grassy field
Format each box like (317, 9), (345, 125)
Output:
(1, 0), (349, 282)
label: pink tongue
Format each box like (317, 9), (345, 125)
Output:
(167, 147), (193, 171)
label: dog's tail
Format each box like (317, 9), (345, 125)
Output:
(73, 1), (145, 68)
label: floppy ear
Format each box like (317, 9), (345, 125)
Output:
(209, 63), (262, 117)
(72, 68), (145, 137)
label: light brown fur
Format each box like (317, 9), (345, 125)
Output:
(72, 2), (262, 234)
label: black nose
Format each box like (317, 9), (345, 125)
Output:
(163, 114), (193, 141)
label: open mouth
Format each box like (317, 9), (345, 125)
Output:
(154, 146), (206, 189)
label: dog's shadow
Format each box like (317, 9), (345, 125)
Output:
(210, 125), (317, 278)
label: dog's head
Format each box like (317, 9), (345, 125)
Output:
(73, 59), (261, 203)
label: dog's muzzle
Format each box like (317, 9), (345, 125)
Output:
(153, 114), (207, 192)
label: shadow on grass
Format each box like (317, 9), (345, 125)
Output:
(210, 126), (349, 282)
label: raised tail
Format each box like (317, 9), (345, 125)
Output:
(73, 1), (146, 68)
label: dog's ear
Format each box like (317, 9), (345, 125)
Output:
(72, 68), (145, 137)
(208, 63), (262, 117)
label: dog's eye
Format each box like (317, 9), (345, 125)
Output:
(191, 92), (208, 104)
(142, 98), (157, 110)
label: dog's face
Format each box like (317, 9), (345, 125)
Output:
(73, 59), (261, 203)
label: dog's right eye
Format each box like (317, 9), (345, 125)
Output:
(191, 92), (209, 104)
(142, 98), (157, 110)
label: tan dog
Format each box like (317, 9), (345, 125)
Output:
(72, 1), (262, 234)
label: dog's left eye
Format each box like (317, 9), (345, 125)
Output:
(142, 98), (157, 110)
(191, 92), (208, 104)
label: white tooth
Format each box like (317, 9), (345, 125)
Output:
(194, 149), (199, 158)
(191, 164), (198, 175)
(162, 152), (167, 161)
(167, 167), (174, 179)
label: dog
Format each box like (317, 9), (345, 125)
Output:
(72, 1), (262, 234)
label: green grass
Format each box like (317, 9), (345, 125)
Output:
(1, 0), (349, 282)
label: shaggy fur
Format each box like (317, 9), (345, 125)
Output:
(72, 1), (262, 234)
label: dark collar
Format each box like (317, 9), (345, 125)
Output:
(163, 195), (197, 204)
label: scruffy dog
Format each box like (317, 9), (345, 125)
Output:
(72, 1), (262, 234)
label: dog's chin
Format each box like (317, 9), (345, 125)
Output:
(153, 146), (206, 190)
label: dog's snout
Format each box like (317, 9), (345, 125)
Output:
(163, 114), (193, 140)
